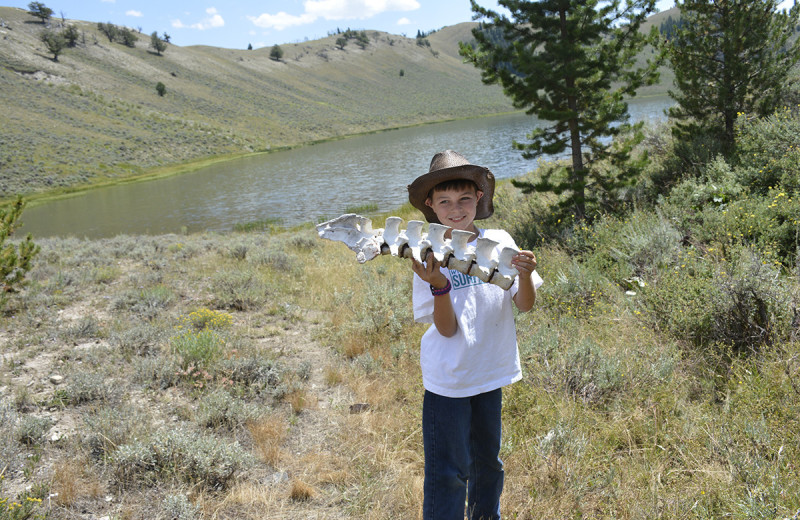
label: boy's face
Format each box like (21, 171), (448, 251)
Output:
(425, 185), (484, 233)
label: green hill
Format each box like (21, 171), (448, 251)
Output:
(0, 6), (516, 200)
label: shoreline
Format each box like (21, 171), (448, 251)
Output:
(9, 111), (525, 211)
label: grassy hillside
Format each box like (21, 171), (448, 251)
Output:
(0, 6), (514, 201)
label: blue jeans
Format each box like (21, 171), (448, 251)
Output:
(423, 388), (504, 520)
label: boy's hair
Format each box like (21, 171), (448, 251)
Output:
(428, 179), (479, 199)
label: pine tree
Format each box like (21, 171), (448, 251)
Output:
(460, 0), (660, 220)
(40, 28), (65, 61)
(664, 0), (800, 154)
(0, 197), (39, 308)
(27, 1), (53, 23)
(150, 31), (167, 56)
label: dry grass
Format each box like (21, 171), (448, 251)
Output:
(51, 458), (105, 507)
(248, 415), (288, 468)
(289, 479), (315, 501)
(284, 389), (317, 414)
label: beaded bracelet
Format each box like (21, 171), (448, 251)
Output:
(430, 279), (452, 296)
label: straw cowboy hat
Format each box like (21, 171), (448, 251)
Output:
(407, 150), (495, 224)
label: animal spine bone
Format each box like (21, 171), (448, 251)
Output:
(316, 214), (519, 290)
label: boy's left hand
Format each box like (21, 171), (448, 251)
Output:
(512, 250), (537, 277)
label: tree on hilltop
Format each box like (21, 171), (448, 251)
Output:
(97, 22), (118, 42)
(119, 26), (138, 47)
(27, 2), (53, 24)
(270, 44), (284, 61)
(63, 24), (79, 47)
(40, 28), (66, 61)
(460, 0), (661, 221)
(150, 31), (167, 55)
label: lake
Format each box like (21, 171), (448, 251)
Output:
(21, 96), (674, 238)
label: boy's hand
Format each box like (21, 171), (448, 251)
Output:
(411, 251), (449, 289)
(512, 250), (537, 278)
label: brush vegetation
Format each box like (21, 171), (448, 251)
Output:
(2, 103), (800, 517)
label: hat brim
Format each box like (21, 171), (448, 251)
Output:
(407, 164), (495, 224)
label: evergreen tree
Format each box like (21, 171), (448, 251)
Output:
(40, 28), (65, 61)
(460, 0), (660, 220)
(664, 0), (800, 154)
(270, 44), (284, 61)
(150, 31), (167, 55)
(119, 26), (138, 47)
(97, 22), (118, 42)
(63, 24), (79, 47)
(27, 2), (53, 23)
(0, 197), (39, 309)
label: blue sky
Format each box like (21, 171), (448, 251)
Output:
(6, 0), (677, 49)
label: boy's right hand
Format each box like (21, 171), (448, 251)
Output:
(411, 251), (449, 289)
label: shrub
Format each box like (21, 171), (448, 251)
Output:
(112, 428), (253, 490)
(113, 285), (174, 319)
(111, 322), (163, 357)
(665, 182), (799, 270)
(82, 405), (149, 460)
(735, 107), (800, 194)
(195, 388), (263, 430)
(62, 316), (100, 341)
(161, 494), (199, 520)
(15, 415), (52, 446)
(210, 269), (270, 311)
(569, 211), (684, 285)
(665, 155), (746, 212)
(134, 355), (182, 390)
(330, 266), (412, 357)
(63, 372), (114, 405)
(218, 355), (283, 391)
(178, 308), (233, 331)
(642, 244), (794, 353)
(156, 81), (166, 97)
(170, 328), (225, 370)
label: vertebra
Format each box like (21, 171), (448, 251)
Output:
(316, 214), (519, 290)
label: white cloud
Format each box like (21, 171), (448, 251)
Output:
(305, 0), (420, 20)
(248, 11), (316, 30)
(397, 17), (410, 25)
(248, 0), (420, 30)
(173, 7), (225, 30)
(126, 10), (143, 17)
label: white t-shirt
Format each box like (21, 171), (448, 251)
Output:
(412, 228), (544, 398)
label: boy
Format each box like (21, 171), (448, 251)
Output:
(407, 150), (543, 520)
